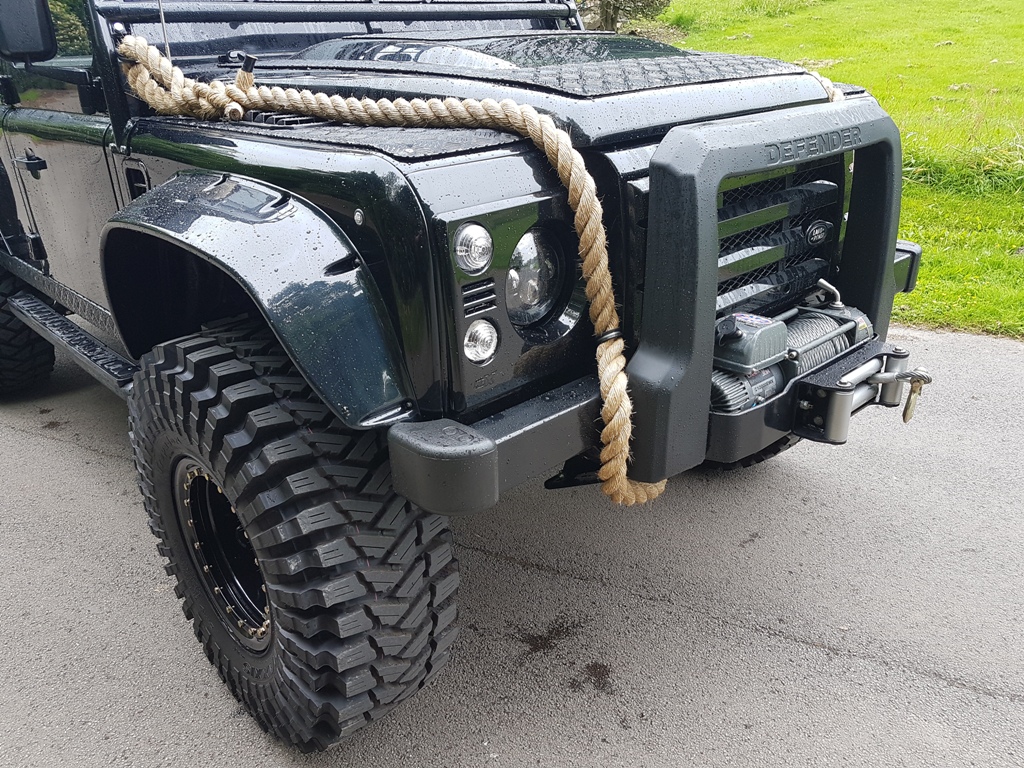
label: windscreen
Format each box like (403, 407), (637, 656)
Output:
(103, 1), (561, 57)
(129, 20), (542, 57)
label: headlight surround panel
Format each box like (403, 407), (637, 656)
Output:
(440, 196), (589, 415)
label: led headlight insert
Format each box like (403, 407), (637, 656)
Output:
(506, 229), (562, 327)
(463, 318), (499, 365)
(453, 222), (493, 275)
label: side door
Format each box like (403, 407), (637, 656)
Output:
(2, 70), (120, 310)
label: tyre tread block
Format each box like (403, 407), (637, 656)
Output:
(424, 541), (453, 576)
(252, 502), (350, 548)
(281, 629), (377, 674)
(434, 603), (459, 636)
(0, 272), (56, 393)
(269, 572), (367, 610)
(338, 668), (376, 698)
(431, 571), (460, 606)
(264, 539), (359, 576)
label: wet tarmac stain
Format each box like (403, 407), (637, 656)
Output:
(569, 661), (615, 695)
(619, 713), (648, 729)
(584, 661), (612, 692)
(515, 616), (580, 655)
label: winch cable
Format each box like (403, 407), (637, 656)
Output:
(116, 35), (843, 506)
(786, 313), (851, 373)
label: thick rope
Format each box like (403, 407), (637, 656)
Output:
(118, 35), (666, 504)
(806, 71), (845, 102)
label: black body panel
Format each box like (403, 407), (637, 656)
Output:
(187, 69), (827, 149)
(123, 120), (446, 417)
(293, 34), (803, 97)
(104, 171), (414, 428)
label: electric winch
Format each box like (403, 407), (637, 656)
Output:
(710, 282), (873, 415)
(709, 279), (931, 449)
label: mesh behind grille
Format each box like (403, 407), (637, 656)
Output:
(720, 175), (787, 207)
(715, 157), (849, 316)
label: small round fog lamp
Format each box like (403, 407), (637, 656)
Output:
(463, 319), (499, 365)
(453, 223), (493, 275)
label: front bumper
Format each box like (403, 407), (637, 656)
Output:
(390, 328), (921, 516)
(389, 375), (601, 516)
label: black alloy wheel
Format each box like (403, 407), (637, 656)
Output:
(175, 459), (271, 652)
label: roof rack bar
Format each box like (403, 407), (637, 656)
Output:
(95, 1), (573, 24)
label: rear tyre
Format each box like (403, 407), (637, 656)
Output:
(128, 316), (459, 751)
(0, 268), (55, 395)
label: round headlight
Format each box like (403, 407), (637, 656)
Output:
(453, 223), (493, 275)
(463, 318), (499, 365)
(506, 230), (562, 327)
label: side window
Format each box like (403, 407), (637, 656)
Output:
(0, 0), (93, 114)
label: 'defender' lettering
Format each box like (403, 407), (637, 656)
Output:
(766, 125), (862, 165)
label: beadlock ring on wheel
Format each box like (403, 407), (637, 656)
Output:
(174, 459), (272, 652)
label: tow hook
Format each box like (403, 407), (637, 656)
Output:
(867, 367), (932, 422)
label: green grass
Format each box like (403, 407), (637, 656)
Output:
(898, 186), (1024, 337)
(660, 0), (831, 34)
(656, 0), (1024, 337)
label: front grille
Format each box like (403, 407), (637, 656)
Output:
(461, 279), (497, 317)
(715, 156), (850, 316)
(241, 110), (328, 128)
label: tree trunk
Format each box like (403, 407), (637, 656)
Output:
(598, 0), (619, 30)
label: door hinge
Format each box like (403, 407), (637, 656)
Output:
(14, 151), (47, 179)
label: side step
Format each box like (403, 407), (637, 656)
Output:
(7, 292), (139, 398)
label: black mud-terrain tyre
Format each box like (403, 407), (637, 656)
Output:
(0, 268), (55, 395)
(701, 434), (802, 471)
(127, 316), (459, 751)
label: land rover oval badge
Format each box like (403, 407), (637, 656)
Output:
(806, 220), (832, 246)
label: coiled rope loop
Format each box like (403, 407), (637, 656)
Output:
(118, 34), (667, 505)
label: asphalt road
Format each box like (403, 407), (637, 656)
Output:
(1, 326), (1022, 768)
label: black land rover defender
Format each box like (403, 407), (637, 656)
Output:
(0, 0), (925, 751)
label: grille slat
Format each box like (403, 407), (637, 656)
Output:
(717, 180), (838, 239)
(242, 110), (329, 128)
(716, 258), (829, 315)
(717, 228), (808, 282)
(461, 279), (497, 317)
(715, 157), (847, 316)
